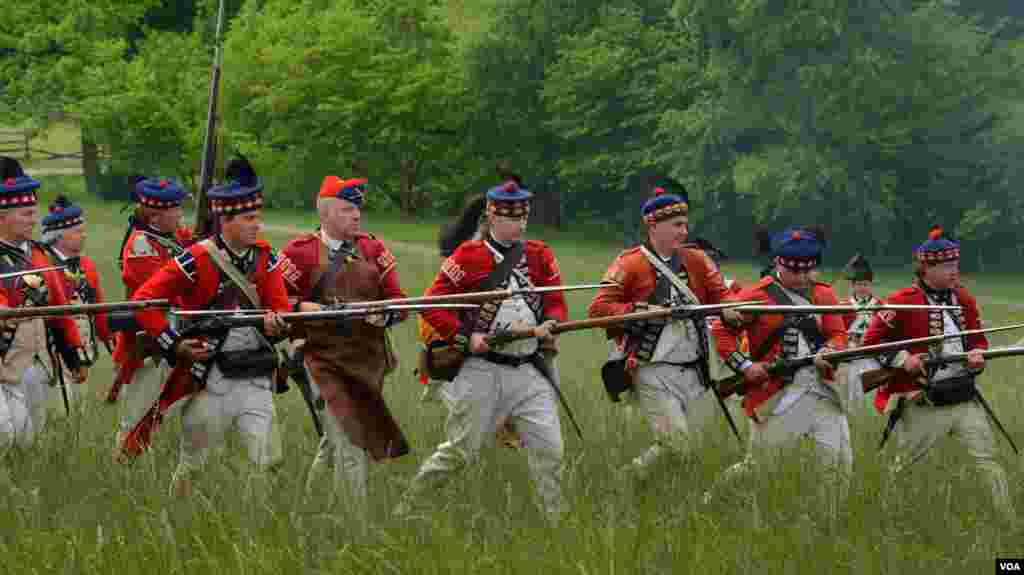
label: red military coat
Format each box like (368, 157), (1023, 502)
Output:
(861, 284), (986, 413)
(0, 241), (84, 370)
(281, 231), (404, 304)
(120, 238), (289, 459)
(588, 245), (730, 341)
(113, 226), (193, 367)
(421, 239), (567, 342)
(712, 276), (847, 417)
(133, 239), (291, 344)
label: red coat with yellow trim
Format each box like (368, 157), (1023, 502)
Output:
(280, 231), (404, 303)
(421, 239), (567, 342)
(861, 285), (986, 413)
(711, 276), (847, 417)
(132, 239), (290, 340)
(0, 243), (84, 349)
(588, 245), (730, 340)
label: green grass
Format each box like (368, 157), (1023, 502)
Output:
(3, 184), (1022, 574)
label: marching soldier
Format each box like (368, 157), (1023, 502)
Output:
(840, 253), (881, 406)
(707, 226), (850, 509)
(862, 226), (1014, 522)
(111, 177), (193, 448)
(588, 188), (737, 482)
(421, 173), (526, 448)
(130, 158), (290, 497)
(40, 195), (114, 407)
(281, 175), (409, 507)
(396, 180), (568, 519)
(0, 157), (88, 448)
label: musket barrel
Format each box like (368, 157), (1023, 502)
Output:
(732, 304), (960, 314)
(337, 283), (609, 310)
(0, 265), (67, 281)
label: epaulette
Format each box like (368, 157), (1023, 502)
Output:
(813, 280), (832, 288)
(174, 250), (197, 282)
(355, 231), (377, 241)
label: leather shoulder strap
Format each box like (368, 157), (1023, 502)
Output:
(639, 245), (700, 305)
(200, 239), (262, 308)
(480, 241), (524, 291)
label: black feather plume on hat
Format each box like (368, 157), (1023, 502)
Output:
(845, 253), (873, 281)
(1, 156), (26, 180)
(754, 227), (772, 257)
(50, 195), (71, 212)
(225, 154), (259, 187)
(439, 194), (487, 257)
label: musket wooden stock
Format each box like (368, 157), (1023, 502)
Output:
(0, 299), (171, 319)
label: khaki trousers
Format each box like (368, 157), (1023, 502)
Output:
(889, 398), (1013, 519)
(628, 363), (717, 476)
(404, 357), (564, 517)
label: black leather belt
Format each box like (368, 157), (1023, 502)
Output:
(483, 352), (534, 367)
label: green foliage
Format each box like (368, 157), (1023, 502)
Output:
(0, 0), (158, 120)
(6, 0), (1024, 267)
(223, 0), (468, 211)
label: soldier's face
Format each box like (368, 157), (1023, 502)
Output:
(852, 280), (873, 298)
(0, 205), (37, 242)
(490, 213), (527, 242)
(922, 260), (959, 290)
(334, 200), (361, 238)
(222, 211), (264, 247)
(150, 206), (183, 233)
(60, 225), (86, 254)
(648, 215), (688, 250)
(777, 263), (813, 290)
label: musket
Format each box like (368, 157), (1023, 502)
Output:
(176, 303), (480, 336)
(714, 322), (1024, 399)
(731, 304), (960, 314)
(331, 283), (609, 310)
(172, 303), (479, 320)
(194, 0), (227, 238)
(0, 265), (67, 281)
(483, 300), (765, 347)
(0, 299), (172, 320)
(861, 343), (1024, 394)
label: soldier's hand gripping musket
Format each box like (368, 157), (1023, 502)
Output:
(861, 342), (1024, 394)
(715, 322), (1024, 399)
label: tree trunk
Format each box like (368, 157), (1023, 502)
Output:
(82, 136), (99, 197)
(399, 158), (417, 214)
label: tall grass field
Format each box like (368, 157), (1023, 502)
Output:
(2, 180), (1021, 574)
